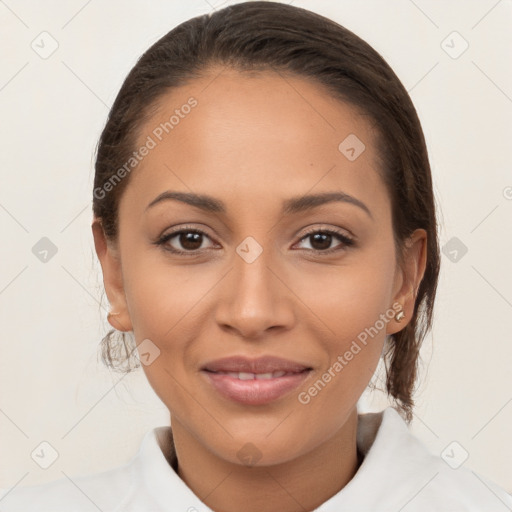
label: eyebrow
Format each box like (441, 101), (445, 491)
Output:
(145, 190), (373, 219)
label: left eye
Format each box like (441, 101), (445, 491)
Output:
(295, 229), (355, 253)
(157, 229), (214, 254)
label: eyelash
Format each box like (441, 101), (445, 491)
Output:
(154, 224), (355, 257)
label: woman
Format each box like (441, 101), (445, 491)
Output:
(2, 2), (511, 510)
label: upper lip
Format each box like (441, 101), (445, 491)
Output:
(201, 356), (312, 374)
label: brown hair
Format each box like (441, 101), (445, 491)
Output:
(93, 1), (440, 423)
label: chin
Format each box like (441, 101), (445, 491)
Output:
(204, 423), (314, 468)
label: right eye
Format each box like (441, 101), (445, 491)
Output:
(155, 226), (217, 255)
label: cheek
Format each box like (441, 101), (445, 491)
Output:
(296, 275), (390, 429)
(296, 248), (397, 342)
(294, 245), (396, 402)
(121, 243), (204, 340)
(119, 251), (205, 415)
(120, 248), (218, 399)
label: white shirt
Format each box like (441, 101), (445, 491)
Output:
(1, 407), (511, 511)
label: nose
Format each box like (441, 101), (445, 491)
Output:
(214, 244), (296, 340)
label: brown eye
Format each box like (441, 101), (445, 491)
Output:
(176, 231), (204, 251)
(309, 232), (334, 251)
(156, 227), (215, 255)
(295, 228), (355, 254)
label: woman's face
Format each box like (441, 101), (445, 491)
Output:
(97, 67), (425, 466)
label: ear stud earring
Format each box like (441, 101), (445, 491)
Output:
(395, 310), (405, 322)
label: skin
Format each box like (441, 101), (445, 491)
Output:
(92, 67), (427, 512)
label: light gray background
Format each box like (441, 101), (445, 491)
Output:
(1, 0), (511, 495)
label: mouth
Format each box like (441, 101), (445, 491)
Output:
(201, 355), (312, 374)
(200, 356), (313, 405)
(204, 370), (305, 380)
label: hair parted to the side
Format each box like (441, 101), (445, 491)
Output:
(93, 1), (440, 424)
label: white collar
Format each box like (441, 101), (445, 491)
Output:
(132, 406), (512, 511)
(135, 407), (404, 510)
(3, 406), (510, 510)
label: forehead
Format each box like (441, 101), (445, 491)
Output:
(121, 67), (388, 219)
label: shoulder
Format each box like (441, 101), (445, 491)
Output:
(0, 458), (136, 512)
(416, 460), (512, 511)
(391, 442), (512, 511)
(353, 407), (512, 511)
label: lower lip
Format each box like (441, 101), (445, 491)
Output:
(202, 370), (311, 405)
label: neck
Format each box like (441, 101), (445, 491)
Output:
(168, 408), (360, 512)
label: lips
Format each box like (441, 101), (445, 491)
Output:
(201, 355), (311, 374)
(209, 370), (291, 380)
(201, 356), (312, 405)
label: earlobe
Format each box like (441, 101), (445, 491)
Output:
(394, 310), (405, 323)
(386, 229), (427, 335)
(106, 311), (129, 332)
(91, 218), (133, 333)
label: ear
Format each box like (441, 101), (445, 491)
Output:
(386, 228), (427, 335)
(92, 217), (133, 333)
